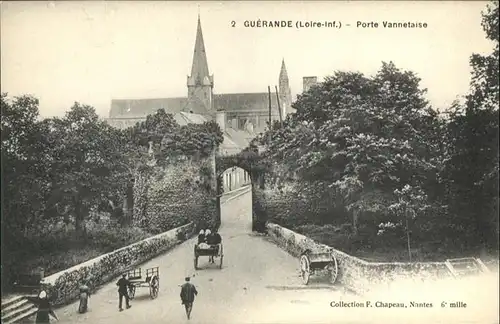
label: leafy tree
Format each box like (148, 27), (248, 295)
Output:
(444, 1), (499, 251)
(467, 1), (499, 112)
(1, 94), (49, 236)
(388, 184), (430, 261)
(42, 103), (129, 238)
(258, 63), (442, 235)
(129, 109), (223, 164)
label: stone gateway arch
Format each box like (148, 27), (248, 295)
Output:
(216, 154), (268, 232)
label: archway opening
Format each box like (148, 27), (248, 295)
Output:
(217, 166), (253, 235)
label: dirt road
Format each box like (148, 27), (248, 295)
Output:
(49, 190), (498, 324)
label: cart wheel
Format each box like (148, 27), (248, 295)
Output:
(219, 245), (223, 269)
(149, 276), (159, 299)
(300, 255), (310, 285)
(129, 285), (136, 300)
(328, 255), (339, 284)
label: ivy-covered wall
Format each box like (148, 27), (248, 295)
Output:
(134, 157), (219, 234)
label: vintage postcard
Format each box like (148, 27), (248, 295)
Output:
(1, 1), (498, 323)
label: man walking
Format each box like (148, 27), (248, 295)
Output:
(116, 273), (132, 312)
(180, 277), (198, 320)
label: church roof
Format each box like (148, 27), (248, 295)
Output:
(110, 91), (281, 117)
(173, 112), (209, 125)
(109, 97), (187, 118)
(214, 92), (279, 113)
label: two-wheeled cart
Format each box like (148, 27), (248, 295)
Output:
(194, 243), (223, 270)
(300, 249), (338, 285)
(126, 267), (159, 299)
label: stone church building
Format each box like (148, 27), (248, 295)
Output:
(106, 15), (299, 192)
(107, 15), (293, 134)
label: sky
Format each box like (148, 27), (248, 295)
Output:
(1, 1), (495, 119)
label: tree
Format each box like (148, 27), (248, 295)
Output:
(43, 103), (129, 238)
(259, 63), (442, 235)
(389, 184), (430, 261)
(444, 1), (499, 251)
(467, 1), (499, 112)
(1, 94), (49, 236)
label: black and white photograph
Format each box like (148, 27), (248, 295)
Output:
(1, 1), (499, 323)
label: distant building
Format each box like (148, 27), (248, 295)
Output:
(105, 14), (295, 192)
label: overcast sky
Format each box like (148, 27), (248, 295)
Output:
(1, 1), (495, 118)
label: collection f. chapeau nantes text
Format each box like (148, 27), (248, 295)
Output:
(234, 20), (428, 29)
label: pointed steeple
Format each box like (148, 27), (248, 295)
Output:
(186, 13), (214, 118)
(279, 58), (288, 83)
(278, 58), (292, 117)
(190, 15), (211, 85)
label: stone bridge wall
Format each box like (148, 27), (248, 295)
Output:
(266, 223), (452, 295)
(41, 223), (195, 306)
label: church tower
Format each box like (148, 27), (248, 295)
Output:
(186, 15), (214, 118)
(278, 59), (293, 117)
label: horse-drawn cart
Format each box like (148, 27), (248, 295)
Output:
(194, 243), (223, 270)
(126, 267), (159, 299)
(300, 249), (338, 285)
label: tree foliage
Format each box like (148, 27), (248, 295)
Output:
(2, 100), (223, 251)
(443, 0), (499, 250)
(256, 62), (445, 233)
(248, 2), (498, 256)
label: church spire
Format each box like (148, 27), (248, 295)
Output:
(279, 58), (292, 117)
(190, 15), (211, 85)
(279, 58), (288, 82)
(186, 13), (214, 117)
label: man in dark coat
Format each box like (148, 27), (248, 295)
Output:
(116, 273), (132, 311)
(212, 228), (222, 245)
(207, 228), (222, 263)
(180, 277), (198, 320)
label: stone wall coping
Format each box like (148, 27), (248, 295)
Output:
(267, 222), (445, 267)
(41, 222), (193, 286)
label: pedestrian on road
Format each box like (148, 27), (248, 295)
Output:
(180, 277), (198, 320)
(27, 290), (59, 323)
(116, 273), (132, 312)
(78, 281), (90, 313)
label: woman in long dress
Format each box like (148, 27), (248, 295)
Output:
(27, 291), (58, 323)
(78, 283), (90, 313)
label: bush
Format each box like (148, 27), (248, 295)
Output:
(86, 225), (152, 253)
(294, 224), (356, 252)
(3, 220), (155, 290)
